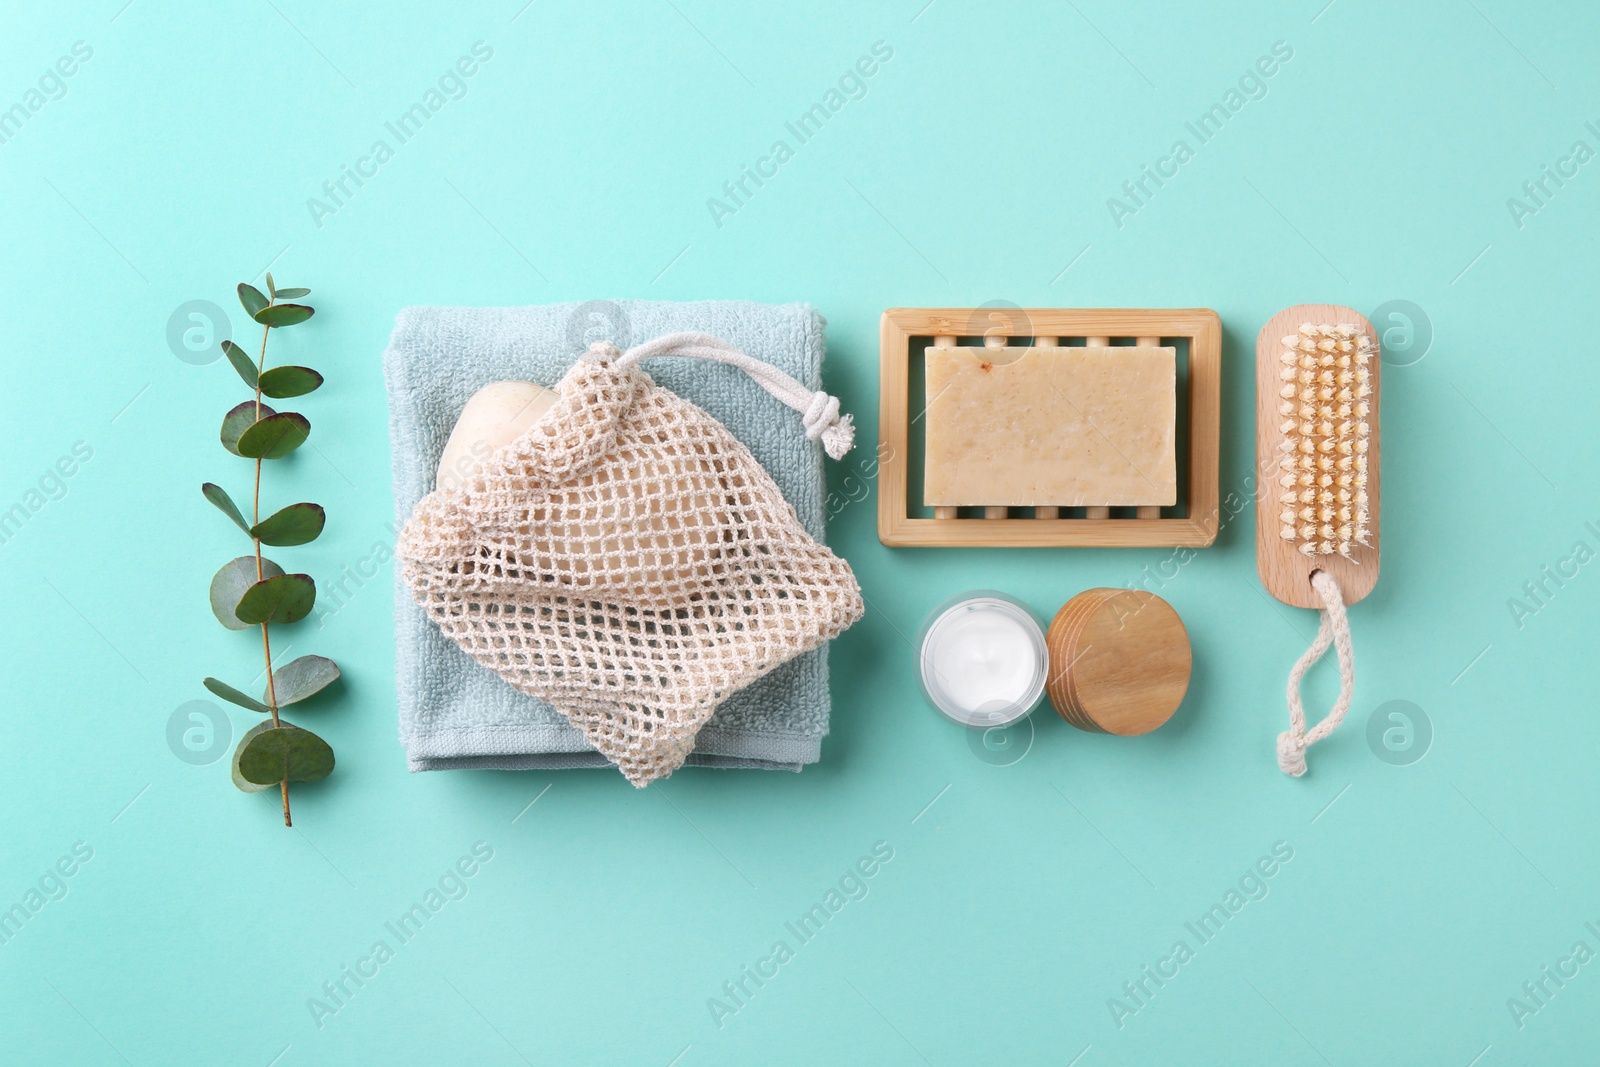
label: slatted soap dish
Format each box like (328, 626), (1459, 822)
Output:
(877, 307), (1221, 547)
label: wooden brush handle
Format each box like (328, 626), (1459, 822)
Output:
(1255, 304), (1381, 609)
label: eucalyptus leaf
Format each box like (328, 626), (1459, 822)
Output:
(204, 676), (271, 713)
(258, 366), (323, 399)
(232, 722), (279, 792)
(238, 282), (268, 318)
(269, 655), (341, 706)
(234, 573), (316, 625)
(264, 272), (277, 297)
(250, 502), (325, 547)
(274, 287), (310, 299)
(209, 555), (284, 630)
(236, 411), (310, 459)
(221, 400), (274, 457)
(236, 721), (335, 785)
(201, 482), (251, 534)
(222, 340), (258, 389)
(254, 304), (314, 328)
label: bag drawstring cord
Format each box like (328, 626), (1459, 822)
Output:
(604, 332), (856, 460)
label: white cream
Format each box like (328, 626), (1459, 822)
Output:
(918, 593), (1046, 727)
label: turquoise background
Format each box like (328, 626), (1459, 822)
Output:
(3, 0), (1598, 1062)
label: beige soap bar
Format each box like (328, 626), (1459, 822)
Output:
(924, 346), (1176, 507)
(437, 381), (559, 491)
(437, 379), (724, 589)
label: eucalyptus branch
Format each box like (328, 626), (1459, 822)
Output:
(201, 274), (339, 826)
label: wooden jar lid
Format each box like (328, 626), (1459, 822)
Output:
(1045, 589), (1191, 735)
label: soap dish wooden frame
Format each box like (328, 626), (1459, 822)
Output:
(877, 308), (1221, 548)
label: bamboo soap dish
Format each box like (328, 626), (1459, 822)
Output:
(877, 308), (1221, 548)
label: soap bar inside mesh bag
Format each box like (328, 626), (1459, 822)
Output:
(397, 347), (864, 786)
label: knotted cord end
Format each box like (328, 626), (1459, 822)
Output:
(1277, 730), (1308, 777)
(802, 392), (855, 459)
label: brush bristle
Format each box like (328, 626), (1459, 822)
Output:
(1275, 323), (1373, 559)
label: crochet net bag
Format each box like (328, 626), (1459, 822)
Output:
(397, 333), (865, 786)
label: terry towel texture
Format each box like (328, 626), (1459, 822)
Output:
(385, 300), (835, 773)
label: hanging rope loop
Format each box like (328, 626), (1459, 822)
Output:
(1277, 569), (1357, 776)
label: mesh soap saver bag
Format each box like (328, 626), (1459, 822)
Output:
(396, 332), (865, 786)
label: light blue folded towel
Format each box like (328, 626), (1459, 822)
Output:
(384, 300), (835, 773)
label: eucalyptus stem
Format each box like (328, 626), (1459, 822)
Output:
(202, 275), (336, 825)
(253, 304), (289, 825)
